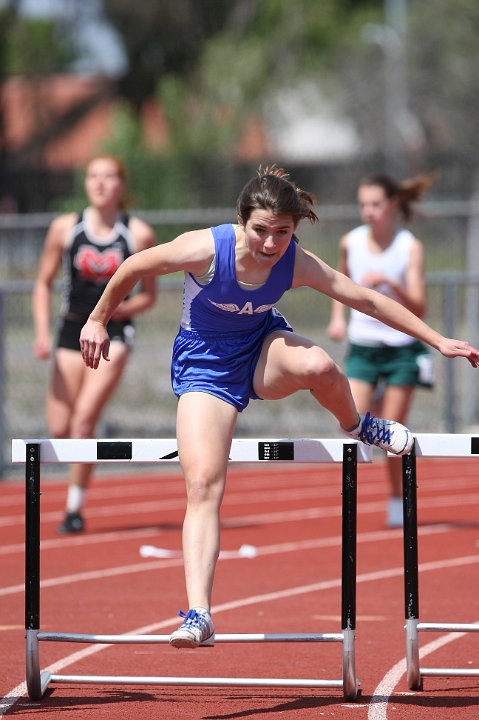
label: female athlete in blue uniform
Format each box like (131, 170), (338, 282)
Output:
(78, 165), (479, 649)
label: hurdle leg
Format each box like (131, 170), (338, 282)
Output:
(402, 444), (422, 690)
(25, 443), (52, 699)
(16, 437), (368, 699)
(341, 443), (359, 700)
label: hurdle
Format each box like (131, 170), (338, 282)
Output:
(401, 434), (479, 690)
(12, 437), (372, 702)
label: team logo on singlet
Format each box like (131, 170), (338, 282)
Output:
(74, 246), (123, 281)
(209, 300), (275, 315)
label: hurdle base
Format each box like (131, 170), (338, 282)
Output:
(26, 630), (51, 700)
(420, 668), (479, 678)
(50, 674), (345, 689)
(36, 631), (344, 644)
(405, 619), (421, 690)
(26, 629), (359, 700)
(342, 628), (359, 700)
(402, 440), (479, 691)
(418, 622), (479, 633)
(21, 438), (362, 702)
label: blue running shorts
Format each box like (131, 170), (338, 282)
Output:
(171, 313), (292, 411)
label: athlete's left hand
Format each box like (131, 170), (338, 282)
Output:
(80, 319), (110, 368)
(437, 338), (479, 367)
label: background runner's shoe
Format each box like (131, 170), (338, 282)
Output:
(352, 411), (413, 456)
(57, 511), (84, 534)
(387, 496), (404, 528)
(169, 608), (215, 649)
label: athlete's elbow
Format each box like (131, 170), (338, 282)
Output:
(119, 255), (146, 285)
(416, 303), (426, 319)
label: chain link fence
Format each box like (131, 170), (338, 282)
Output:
(2, 203), (479, 477)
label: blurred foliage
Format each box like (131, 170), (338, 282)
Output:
(54, 100), (235, 213)
(0, 4), (77, 75)
(98, 0), (479, 176)
(102, 0), (241, 111)
(82, 0), (386, 211)
(102, 0), (384, 146)
(408, 0), (479, 158)
(2, 0), (479, 211)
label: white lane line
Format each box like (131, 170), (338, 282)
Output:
(221, 493), (479, 528)
(0, 467), (344, 510)
(0, 482), (365, 528)
(0, 526), (165, 556)
(3, 468), (476, 509)
(0, 523), (456, 597)
(2, 470), (478, 527)
(368, 627), (473, 720)
(4, 486), (479, 531)
(3, 552), (479, 713)
(0, 479), (183, 508)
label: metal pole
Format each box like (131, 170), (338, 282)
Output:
(0, 292), (5, 476)
(402, 446), (422, 690)
(341, 443), (357, 631)
(25, 443), (43, 699)
(341, 443), (358, 700)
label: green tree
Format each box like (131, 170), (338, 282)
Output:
(93, 0), (386, 209)
(102, 0), (243, 112)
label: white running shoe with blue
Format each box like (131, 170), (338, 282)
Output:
(351, 411), (413, 456)
(169, 608), (215, 649)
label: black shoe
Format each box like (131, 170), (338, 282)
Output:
(57, 511), (85, 534)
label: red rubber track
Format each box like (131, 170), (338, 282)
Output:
(1, 457), (478, 719)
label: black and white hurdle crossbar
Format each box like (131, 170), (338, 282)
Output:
(401, 434), (479, 690)
(13, 438), (372, 702)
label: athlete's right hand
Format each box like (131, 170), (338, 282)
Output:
(33, 336), (52, 360)
(326, 317), (347, 342)
(80, 318), (110, 368)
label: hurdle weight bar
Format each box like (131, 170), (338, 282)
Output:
(13, 438), (372, 701)
(402, 433), (479, 690)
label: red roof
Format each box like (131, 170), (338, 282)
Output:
(1, 74), (270, 170)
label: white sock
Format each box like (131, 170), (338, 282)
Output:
(387, 497), (403, 527)
(66, 485), (86, 514)
(344, 414), (362, 437)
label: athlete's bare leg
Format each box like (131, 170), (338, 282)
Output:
(176, 392), (238, 611)
(253, 331), (360, 432)
(48, 343), (129, 498)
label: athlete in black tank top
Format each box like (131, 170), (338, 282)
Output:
(58, 211), (135, 350)
(33, 155), (157, 533)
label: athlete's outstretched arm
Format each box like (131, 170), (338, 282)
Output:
(80, 229), (214, 368)
(294, 246), (479, 368)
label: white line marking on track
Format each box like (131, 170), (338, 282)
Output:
(2, 552), (479, 715)
(0, 523), (458, 597)
(367, 628), (472, 720)
(2, 469), (476, 509)
(0, 526), (164, 556)
(3, 484), (479, 528)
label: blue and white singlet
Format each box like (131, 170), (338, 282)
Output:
(171, 223), (296, 410)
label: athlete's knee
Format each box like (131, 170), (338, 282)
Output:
(50, 425), (70, 439)
(301, 350), (340, 388)
(185, 471), (225, 507)
(71, 412), (98, 439)
(48, 415), (70, 439)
